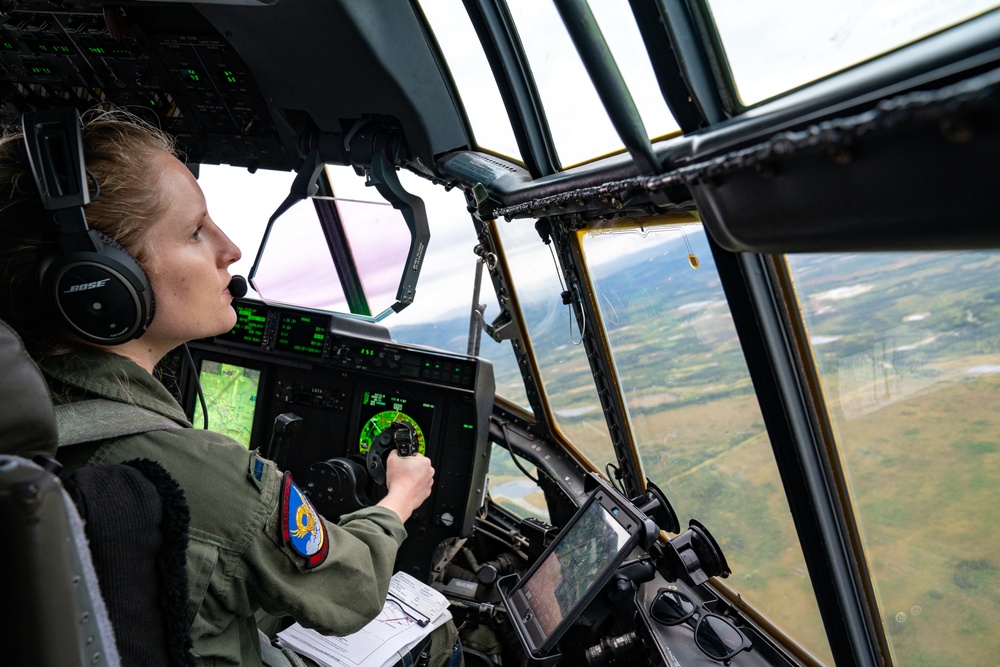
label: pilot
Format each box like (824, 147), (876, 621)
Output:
(0, 111), (461, 667)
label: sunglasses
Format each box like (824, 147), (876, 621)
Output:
(649, 588), (753, 664)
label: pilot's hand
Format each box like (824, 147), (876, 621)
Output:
(377, 450), (434, 523)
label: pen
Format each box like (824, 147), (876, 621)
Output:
(387, 595), (431, 627)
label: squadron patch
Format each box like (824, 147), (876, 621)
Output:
(280, 472), (329, 568)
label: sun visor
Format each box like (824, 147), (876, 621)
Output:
(694, 67), (1000, 254)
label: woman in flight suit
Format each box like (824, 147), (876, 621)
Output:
(0, 111), (457, 666)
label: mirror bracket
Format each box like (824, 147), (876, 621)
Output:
(250, 120), (430, 320)
(247, 144), (325, 291)
(344, 119), (431, 318)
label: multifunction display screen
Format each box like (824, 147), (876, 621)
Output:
(220, 303), (267, 346)
(275, 313), (326, 356)
(356, 387), (436, 456)
(193, 360), (261, 448)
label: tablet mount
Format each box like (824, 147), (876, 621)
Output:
(500, 474), (732, 666)
(606, 480), (730, 597)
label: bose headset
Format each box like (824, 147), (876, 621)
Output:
(22, 108), (154, 345)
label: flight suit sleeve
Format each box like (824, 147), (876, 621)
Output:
(245, 460), (407, 636)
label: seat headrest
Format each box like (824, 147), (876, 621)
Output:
(0, 319), (58, 459)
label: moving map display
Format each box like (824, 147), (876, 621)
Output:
(193, 360), (261, 448)
(501, 477), (647, 658)
(520, 499), (631, 637)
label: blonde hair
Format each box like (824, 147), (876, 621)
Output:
(0, 109), (178, 357)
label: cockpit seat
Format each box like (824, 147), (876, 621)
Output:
(0, 318), (193, 667)
(0, 318), (58, 461)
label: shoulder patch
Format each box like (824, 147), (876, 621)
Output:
(280, 472), (329, 568)
(247, 450), (266, 492)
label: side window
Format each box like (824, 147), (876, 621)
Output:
(582, 219), (834, 665)
(494, 219), (615, 468)
(703, 0), (1000, 106)
(488, 443), (551, 523)
(787, 251), (1000, 666)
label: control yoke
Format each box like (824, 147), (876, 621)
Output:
(365, 420), (419, 487)
(303, 420), (421, 520)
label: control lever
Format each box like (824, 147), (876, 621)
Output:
(366, 421), (419, 487)
(266, 413), (302, 469)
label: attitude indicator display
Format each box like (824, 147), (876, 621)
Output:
(357, 390), (433, 455)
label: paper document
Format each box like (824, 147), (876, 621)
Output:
(387, 570), (450, 626)
(277, 572), (451, 667)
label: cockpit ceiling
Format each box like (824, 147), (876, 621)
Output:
(4, 1), (999, 253)
(0, 0), (470, 173)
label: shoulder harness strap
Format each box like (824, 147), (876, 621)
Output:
(56, 398), (182, 447)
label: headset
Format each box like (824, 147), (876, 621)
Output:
(22, 109), (154, 345)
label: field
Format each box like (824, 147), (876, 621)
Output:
(398, 233), (1000, 666)
(544, 359), (1000, 666)
(790, 251), (1000, 665)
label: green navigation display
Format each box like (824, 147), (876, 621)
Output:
(275, 313), (326, 356)
(220, 304), (266, 346)
(193, 360), (260, 448)
(357, 390), (433, 455)
(216, 303), (329, 358)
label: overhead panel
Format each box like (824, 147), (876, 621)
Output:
(0, 2), (289, 171)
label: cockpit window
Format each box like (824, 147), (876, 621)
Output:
(581, 220), (834, 664)
(204, 164), (413, 319)
(417, 0), (522, 161)
(702, 0), (1000, 107)
(421, 0), (680, 167)
(503, 0), (679, 167)
(251, 195), (412, 318)
(787, 250), (1000, 665)
(495, 218), (615, 465)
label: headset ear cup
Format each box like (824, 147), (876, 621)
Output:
(41, 230), (154, 345)
(97, 232), (155, 325)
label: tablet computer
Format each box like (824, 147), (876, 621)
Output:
(500, 474), (654, 658)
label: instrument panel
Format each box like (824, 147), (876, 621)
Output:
(170, 298), (494, 579)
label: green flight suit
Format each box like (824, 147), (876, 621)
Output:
(45, 347), (456, 666)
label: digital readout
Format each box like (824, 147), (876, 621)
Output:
(218, 304), (266, 346)
(274, 313), (327, 356)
